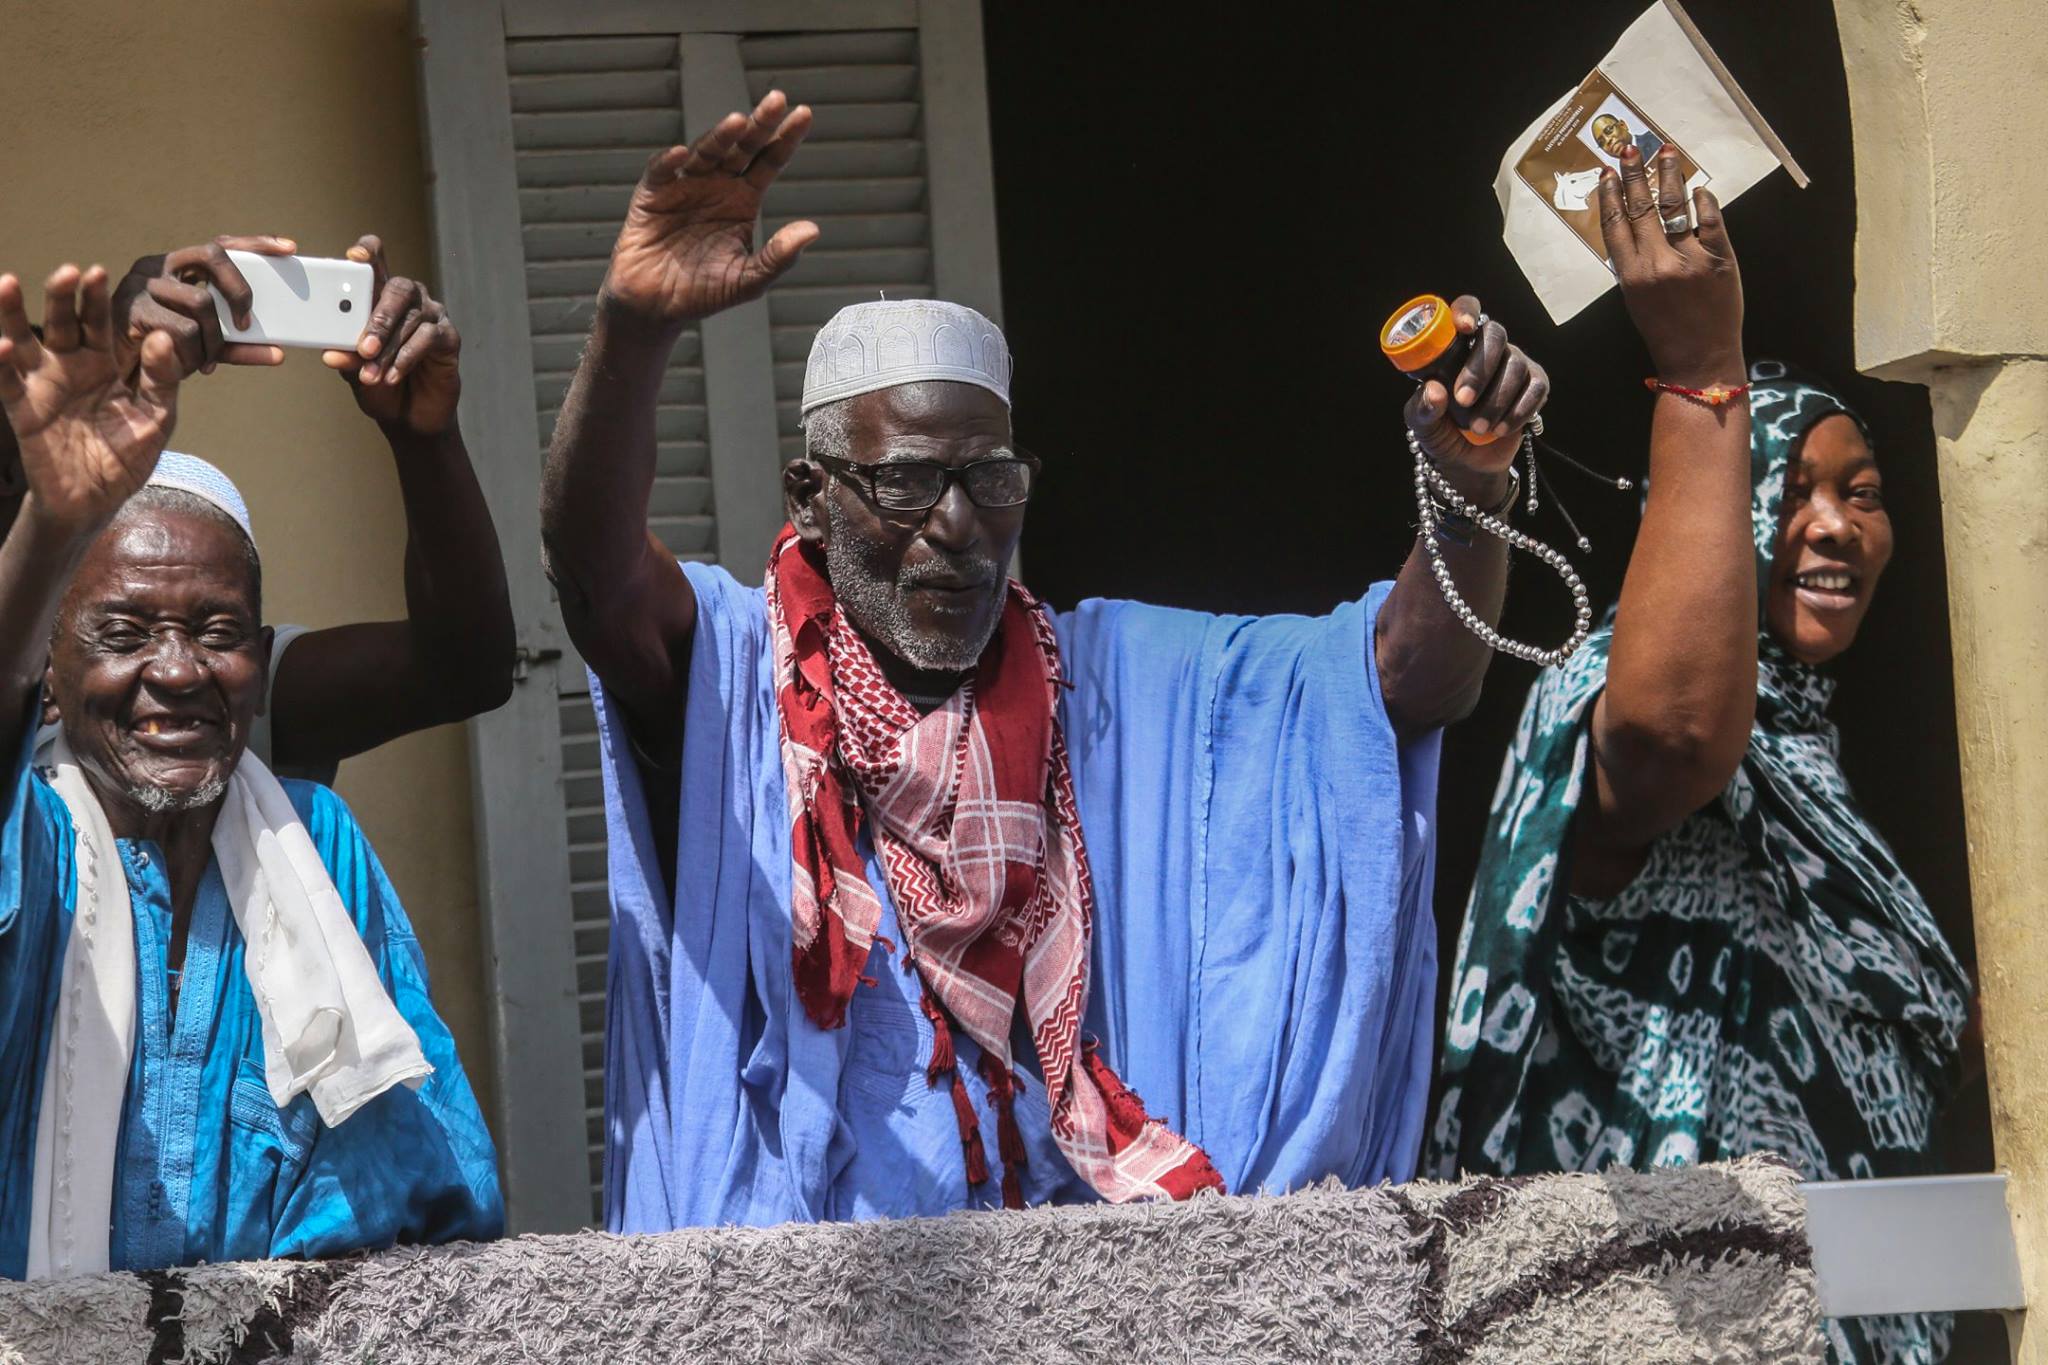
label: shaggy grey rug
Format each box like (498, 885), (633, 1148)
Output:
(0, 1155), (1820, 1363)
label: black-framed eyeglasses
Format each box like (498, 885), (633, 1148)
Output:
(814, 450), (1041, 513)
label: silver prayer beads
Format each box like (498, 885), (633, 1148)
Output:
(1410, 424), (1593, 667)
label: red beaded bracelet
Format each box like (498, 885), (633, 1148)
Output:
(1644, 377), (1751, 406)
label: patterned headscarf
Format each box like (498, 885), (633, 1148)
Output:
(1743, 361), (1867, 612)
(1432, 362), (1970, 1186)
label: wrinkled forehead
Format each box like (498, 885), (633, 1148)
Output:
(851, 380), (1013, 444)
(66, 507), (259, 618)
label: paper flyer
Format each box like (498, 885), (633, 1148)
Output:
(1495, 0), (1806, 323)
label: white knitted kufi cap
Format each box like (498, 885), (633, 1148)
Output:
(800, 299), (1011, 416)
(145, 451), (255, 546)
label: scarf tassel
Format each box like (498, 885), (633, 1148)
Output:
(980, 1051), (1029, 1211)
(918, 983), (956, 1084)
(923, 986), (1035, 1204)
(950, 1071), (990, 1188)
(919, 987), (989, 1187)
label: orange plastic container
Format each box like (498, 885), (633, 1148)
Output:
(1380, 294), (1502, 443)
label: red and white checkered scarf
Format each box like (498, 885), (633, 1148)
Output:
(765, 528), (1222, 1206)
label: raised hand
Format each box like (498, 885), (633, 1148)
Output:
(1403, 295), (1551, 491)
(0, 265), (183, 532)
(321, 235), (462, 436)
(110, 235), (294, 378)
(1598, 145), (1744, 387)
(602, 90), (821, 328)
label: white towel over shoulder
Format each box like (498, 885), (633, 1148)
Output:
(27, 738), (430, 1279)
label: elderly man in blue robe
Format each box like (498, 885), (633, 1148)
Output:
(0, 262), (501, 1278)
(541, 93), (1548, 1226)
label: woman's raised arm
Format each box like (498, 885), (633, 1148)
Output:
(1575, 146), (1757, 896)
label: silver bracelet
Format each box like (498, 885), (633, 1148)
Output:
(1427, 463), (1520, 527)
(1410, 423), (1592, 667)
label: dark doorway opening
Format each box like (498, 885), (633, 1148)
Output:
(984, 3), (1992, 1352)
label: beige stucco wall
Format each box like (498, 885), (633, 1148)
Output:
(1928, 360), (2048, 1362)
(1835, 0), (2048, 377)
(1835, 1), (2048, 1358)
(0, 2), (493, 1120)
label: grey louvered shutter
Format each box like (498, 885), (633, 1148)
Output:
(504, 39), (706, 1226)
(746, 30), (937, 462)
(512, 39), (713, 566)
(416, 0), (1001, 1231)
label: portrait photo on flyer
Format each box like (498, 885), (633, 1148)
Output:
(1515, 69), (1709, 266)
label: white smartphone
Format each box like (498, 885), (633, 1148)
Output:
(209, 251), (372, 351)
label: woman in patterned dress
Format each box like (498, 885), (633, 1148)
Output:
(1430, 145), (1970, 1365)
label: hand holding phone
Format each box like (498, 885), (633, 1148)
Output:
(322, 234), (465, 438)
(110, 235), (297, 376)
(210, 252), (373, 352)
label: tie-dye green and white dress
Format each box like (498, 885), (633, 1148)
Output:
(1428, 364), (1971, 1365)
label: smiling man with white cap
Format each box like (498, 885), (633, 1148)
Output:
(542, 92), (1547, 1229)
(0, 263), (501, 1278)
(0, 237), (517, 790)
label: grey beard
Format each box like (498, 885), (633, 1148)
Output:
(128, 776), (228, 814)
(823, 502), (1003, 674)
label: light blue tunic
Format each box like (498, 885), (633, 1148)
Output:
(0, 713), (503, 1278)
(596, 564), (1442, 1231)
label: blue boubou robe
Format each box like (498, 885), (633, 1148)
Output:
(0, 713), (503, 1278)
(596, 563), (1444, 1231)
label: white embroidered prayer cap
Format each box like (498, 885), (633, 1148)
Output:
(800, 299), (1012, 416)
(145, 451), (255, 545)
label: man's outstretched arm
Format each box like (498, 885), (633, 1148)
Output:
(539, 89), (818, 769)
(540, 298), (697, 765)
(1374, 296), (1548, 738)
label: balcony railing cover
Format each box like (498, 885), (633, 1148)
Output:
(0, 1155), (1820, 1363)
